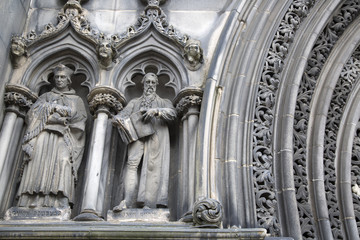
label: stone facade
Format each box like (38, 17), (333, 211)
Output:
(0, 0), (360, 240)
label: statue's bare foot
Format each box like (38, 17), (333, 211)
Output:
(113, 200), (127, 212)
(143, 205), (150, 210)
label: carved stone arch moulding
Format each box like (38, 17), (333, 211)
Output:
(20, 55), (96, 95)
(9, 0), (115, 69)
(252, 0), (317, 237)
(263, 0), (360, 239)
(114, 49), (190, 102)
(109, 0), (204, 71)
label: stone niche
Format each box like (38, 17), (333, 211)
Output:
(0, 0), (272, 239)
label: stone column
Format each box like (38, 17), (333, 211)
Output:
(175, 88), (224, 228)
(0, 85), (37, 215)
(74, 86), (125, 221)
(174, 88), (202, 217)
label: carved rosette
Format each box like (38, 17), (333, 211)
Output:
(4, 85), (38, 118)
(192, 197), (223, 228)
(88, 87), (126, 116)
(174, 88), (203, 117)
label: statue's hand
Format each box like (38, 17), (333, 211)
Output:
(54, 105), (70, 117)
(112, 114), (125, 126)
(48, 113), (68, 125)
(142, 108), (158, 122)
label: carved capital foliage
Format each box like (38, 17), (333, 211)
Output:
(174, 88), (203, 116)
(4, 85), (38, 117)
(88, 86), (126, 116)
(192, 197), (223, 228)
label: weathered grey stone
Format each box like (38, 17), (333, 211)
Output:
(14, 64), (87, 214)
(107, 208), (170, 222)
(112, 73), (176, 211)
(4, 207), (71, 221)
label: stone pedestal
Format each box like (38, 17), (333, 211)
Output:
(0, 221), (268, 239)
(107, 209), (170, 222)
(4, 207), (71, 221)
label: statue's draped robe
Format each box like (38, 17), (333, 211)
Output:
(120, 95), (176, 208)
(17, 88), (87, 208)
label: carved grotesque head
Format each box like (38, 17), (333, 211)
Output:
(97, 40), (115, 67)
(53, 64), (74, 91)
(11, 37), (26, 57)
(64, 0), (82, 16)
(184, 40), (203, 67)
(142, 73), (159, 96)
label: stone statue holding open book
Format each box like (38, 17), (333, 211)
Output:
(113, 72), (177, 211)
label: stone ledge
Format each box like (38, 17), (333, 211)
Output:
(0, 221), (268, 239)
(107, 208), (170, 222)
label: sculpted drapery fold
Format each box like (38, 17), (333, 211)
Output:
(17, 73), (87, 209)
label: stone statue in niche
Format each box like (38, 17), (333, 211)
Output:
(112, 72), (176, 211)
(11, 64), (87, 219)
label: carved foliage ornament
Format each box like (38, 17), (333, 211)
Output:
(192, 197), (223, 228)
(88, 86), (125, 116)
(4, 85), (38, 117)
(175, 95), (202, 116)
(294, 1), (360, 238)
(253, 0), (315, 236)
(88, 93), (123, 116)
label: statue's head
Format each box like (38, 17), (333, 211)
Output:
(11, 36), (26, 57)
(142, 73), (159, 95)
(97, 39), (115, 66)
(53, 64), (74, 91)
(184, 40), (203, 69)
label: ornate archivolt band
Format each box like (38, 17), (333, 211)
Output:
(253, 0), (316, 236)
(88, 86), (126, 116)
(173, 88), (203, 117)
(11, 0), (203, 70)
(4, 84), (38, 118)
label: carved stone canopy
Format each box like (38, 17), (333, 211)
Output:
(11, 0), (203, 70)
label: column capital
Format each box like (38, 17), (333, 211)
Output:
(4, 84), (38, 118)
(88, 86), (126, 117)
(174, 87), (203, 117)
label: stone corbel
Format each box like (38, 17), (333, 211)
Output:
(96, 35), (118, 69)
(181, 197), (223, 228)
(10, 37), (28, 68)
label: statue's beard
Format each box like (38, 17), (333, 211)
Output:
(144, 87), (155, 95)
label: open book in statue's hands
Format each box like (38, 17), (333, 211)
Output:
(113, 111), (155, 144)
